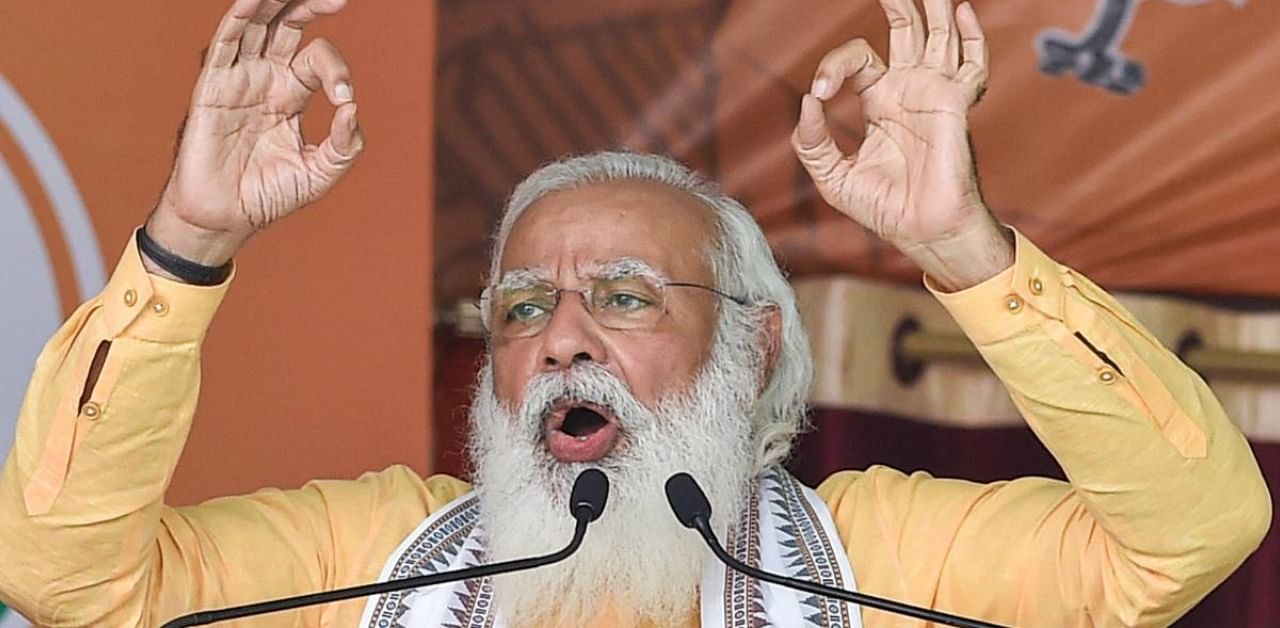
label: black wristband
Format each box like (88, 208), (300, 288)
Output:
(136, 227), (233, 286)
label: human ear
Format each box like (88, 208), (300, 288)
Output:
(758, 303), (783, 391)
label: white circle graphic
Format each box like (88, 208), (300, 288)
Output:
(0, 73), (105, 463)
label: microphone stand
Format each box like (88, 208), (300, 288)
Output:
(161, 516), (588, 628)
(689, 515), (1007, 628)
(665, 472), (1006, 628)
(162, 468), (609, 628)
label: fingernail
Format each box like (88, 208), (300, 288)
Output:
(347, 104), (358, 129)
(335, 82), (353, 102)
(810, 77), (829, 99)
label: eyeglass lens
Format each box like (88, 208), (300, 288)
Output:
(493, 275), (667, 338)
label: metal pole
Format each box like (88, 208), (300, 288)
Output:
(899, 329), (1280, 382)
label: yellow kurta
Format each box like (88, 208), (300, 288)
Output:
(0, 231), (1269, 627)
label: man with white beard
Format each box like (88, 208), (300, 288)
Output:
(470, 234), (770, 625)
(0, 0), (1270, 627)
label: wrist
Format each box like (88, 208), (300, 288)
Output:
(136, 227), (235, 285)
(897, 215), (1015, 292)
(145, 203), (246, 267)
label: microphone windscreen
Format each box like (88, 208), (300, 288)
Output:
(664, 472), (712, 529)
(570, 468), (610, 522)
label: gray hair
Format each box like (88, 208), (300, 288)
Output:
(488, 151), (813, 470)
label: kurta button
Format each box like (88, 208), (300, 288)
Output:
(1030, 278), (1044, 295)
(151, 299), (169, 316)
(1098, 369), (1118, 384)
(1005, 295), (1023, 313)
(81, 401), (102, 419)
(124, 289), (137, 307)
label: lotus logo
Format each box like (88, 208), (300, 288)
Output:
(1037, 0), (1247, 95)
(0, 73), (104, 461)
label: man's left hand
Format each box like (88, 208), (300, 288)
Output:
(791, 0), (1013, 291)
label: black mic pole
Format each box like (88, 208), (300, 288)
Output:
(665, 473), (1007, 628)
(162, 469), (610, 628)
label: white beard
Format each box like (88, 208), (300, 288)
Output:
(467, 320), (765, 627)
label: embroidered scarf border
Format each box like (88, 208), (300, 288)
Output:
(358, 468), (861, 628)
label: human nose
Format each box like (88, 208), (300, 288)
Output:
(537, 290), (607, 371)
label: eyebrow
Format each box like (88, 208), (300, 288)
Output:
(493, 258), (671, 291)
(586, 257), (670, 282)
(494, 267), (552, 291)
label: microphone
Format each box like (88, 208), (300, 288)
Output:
(162, 468), (609, 628)
(664, 472), (1007, 628)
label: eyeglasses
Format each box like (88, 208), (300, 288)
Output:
(480, 274), (748, 339)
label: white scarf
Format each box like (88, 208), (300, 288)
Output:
(358, 468), (863, 628)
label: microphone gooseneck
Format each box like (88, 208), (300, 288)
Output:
(664, 472), (1008, 628)
(162, 469), (610, 628)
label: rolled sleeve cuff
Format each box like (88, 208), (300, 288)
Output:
(924, 228), (1064, 347)
(101, 229), (233, 343)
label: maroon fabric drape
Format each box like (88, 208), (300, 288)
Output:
(788, 409), (1066, 488)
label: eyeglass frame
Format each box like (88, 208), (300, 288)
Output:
(477, 276), (750, 338)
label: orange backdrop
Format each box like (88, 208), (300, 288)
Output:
(434, 0), (1280, 302)
(0, 1), (436, 505)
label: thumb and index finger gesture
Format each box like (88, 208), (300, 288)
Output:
(153, 0), (364, 265)
(791, 0), (990, 250)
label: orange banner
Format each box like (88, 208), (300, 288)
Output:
(0, 2), (437, 504)
(435, 0), (1280, 301)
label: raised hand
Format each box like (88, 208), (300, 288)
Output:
(791, 0), (1012, 291)
(146, 0), (363, 269)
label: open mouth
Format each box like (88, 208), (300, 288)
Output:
(544, 401), (621, 463)
(561, 406), (609, 438)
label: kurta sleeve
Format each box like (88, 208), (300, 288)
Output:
(818, 230), (1271, 627)
(0, 234), (411, 627)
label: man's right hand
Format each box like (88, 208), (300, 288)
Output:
(146, 0), (363, 271)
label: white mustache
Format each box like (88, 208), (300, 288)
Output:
(516, 362), (651, 434)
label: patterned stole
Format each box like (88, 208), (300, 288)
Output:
(357, 468), (862, 628)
